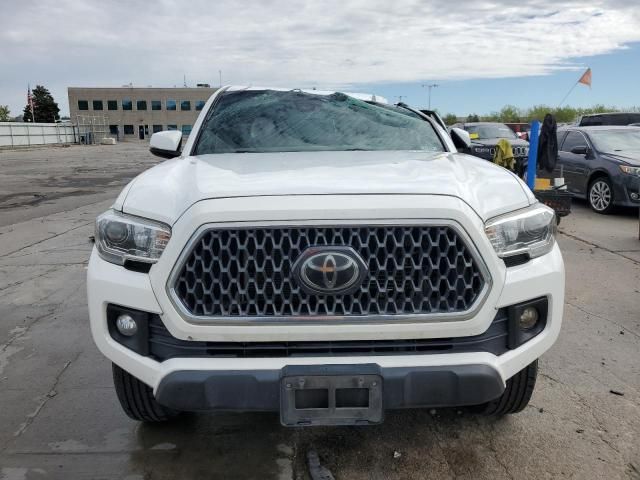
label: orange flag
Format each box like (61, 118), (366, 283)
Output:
(578, 68), (592, 88)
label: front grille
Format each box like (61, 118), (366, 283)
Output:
(171, 225), (487, 319)
(148, 309), (508, 360)
(512, 146), (528, 157)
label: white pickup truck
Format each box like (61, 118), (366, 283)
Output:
(88, 87), (563, 426)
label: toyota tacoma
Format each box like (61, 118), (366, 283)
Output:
(88, 87), (564, 426)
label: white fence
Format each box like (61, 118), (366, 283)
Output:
(0, 122), (77, 148)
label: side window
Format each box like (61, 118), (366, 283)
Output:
(582, 115), (601, 126)
(561, 131), (587, 152)
(611, 114), (628, 126)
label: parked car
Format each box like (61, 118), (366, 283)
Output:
(504, 122), (531, 141)
(452, 122), (530, 176)
(578, 112), (640, 127)
(555, 126), (640, 213)
(89, 87), (563, 426)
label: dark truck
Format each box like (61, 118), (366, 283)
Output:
(452, 122), (530, 176)
(579, 112), (640, 127)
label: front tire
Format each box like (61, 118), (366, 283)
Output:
(112, 363), (179, 422)
(478, 360), (538, 416)
(588, 177), (615, 214)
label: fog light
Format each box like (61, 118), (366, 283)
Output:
(519, 307), (539, 330)
(116, 314), (138, 336)
(631, 192), (639, 200)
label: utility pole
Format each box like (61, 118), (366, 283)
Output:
(396, 95), (405, 104)
(422, 83), (439, 109)
(219, 70), (223, 87)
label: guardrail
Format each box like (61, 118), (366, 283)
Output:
(0, 122), (77, 148)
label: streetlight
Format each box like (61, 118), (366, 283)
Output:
(421, 83), (439, 109)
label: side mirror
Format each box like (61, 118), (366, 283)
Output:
(570, 145), (589, 156)
(150, 131), (183, 159)
(450, 127), (472, 151)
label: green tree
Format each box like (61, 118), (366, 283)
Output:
(23, 85), (60, 123)
(443, 113), (458, 125)
(498, 105), (521, 123)
(0, 105), (10, 122)
(466, 113), (480, 123)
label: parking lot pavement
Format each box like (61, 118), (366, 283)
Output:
(0, 144), (638, 480)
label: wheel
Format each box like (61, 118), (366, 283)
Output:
(478, 360), (538, 416)
(588, 177), (615, 214)
(112, 363), (179, 422)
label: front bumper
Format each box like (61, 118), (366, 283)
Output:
(616, 175), (640, 206)
(155, 364), (504, 416)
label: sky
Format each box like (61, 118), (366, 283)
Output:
(2, 0), (640, 117)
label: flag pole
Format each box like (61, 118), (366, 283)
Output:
(558, 80), (579, 108)
(28, 84), (35, 122)
(558, 67), (591, 108)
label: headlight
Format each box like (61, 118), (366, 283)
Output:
(95, 210), (171, 265)
(619, 165), (640, 176)
(484, 204), (556, 259)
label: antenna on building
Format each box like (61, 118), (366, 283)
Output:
(183, 74), (187, 87)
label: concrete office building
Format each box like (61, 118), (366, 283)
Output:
(68, 86), (217, 141)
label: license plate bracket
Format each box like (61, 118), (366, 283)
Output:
(280, 372), (383, 426)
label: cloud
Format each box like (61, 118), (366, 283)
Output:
(1, 0), (639, 114)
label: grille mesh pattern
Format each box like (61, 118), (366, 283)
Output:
(173, 226), (486, 318)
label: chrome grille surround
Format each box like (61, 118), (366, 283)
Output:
(167, 221), (492, 325)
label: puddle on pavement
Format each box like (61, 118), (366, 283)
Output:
(127, 412), (293, 480)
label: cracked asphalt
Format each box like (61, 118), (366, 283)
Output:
(0, 143), (639, 480)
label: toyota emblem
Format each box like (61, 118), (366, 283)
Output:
(292, 246), (368, 296)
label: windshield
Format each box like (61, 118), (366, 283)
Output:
(589, 129), (640, 153)
(193, 90), (445, 155)
(465, 124), (517, 140)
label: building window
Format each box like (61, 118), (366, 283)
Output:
(137, 100), (147, 111)
(152, 124), (163, 133)
(93, 100), (103, 110)
(109, 125), (119, 135)
(124, 125), (134, 135)
(78, 100), (88, 111)
(195, 100), (205, 111)
(181, 124), (192, 136)
(122, 99), (132, 111)
(107, 100), (118, 110)
(152, 100), (162, 111)
(180, 100), (191, 111)
(167, 99), (176, 111)
(167, 124), (178, 131)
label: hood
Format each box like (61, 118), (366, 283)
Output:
(600, 151), (640, 166)
(117, 150), (534, 225)
(471, 138), (529, 147)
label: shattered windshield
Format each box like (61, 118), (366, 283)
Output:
(193, 90), (445, 155)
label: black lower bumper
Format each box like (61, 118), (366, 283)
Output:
(155, 364), (505, 418)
